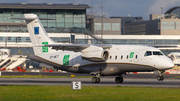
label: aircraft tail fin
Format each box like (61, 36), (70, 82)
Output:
(24, 14), (55, 55)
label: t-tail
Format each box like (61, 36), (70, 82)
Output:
(24, 14), (56, 55)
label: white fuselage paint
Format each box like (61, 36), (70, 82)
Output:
(31, 45), (174, 75)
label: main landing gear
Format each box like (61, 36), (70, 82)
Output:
(115, 75), (123, 83)
(92, 77), (100, 83)
(92, 73), (124, 83)
(92, 73), (101, 83)
(92, 75), (124, 83)
(157, 70), (164, 81)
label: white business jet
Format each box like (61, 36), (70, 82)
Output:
(14, 14), (174, 83)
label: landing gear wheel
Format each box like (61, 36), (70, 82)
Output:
(115, 77), (123, 83)
(92, 77), (97, 83)
(157, 76), (164, 81)
(157, 76), (161, 81)
(92, 77), (100, 83)
(97, 77), (100, 83)
(160, 76), (164, 81)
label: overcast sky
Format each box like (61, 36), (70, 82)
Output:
(1, 0), (180, 20)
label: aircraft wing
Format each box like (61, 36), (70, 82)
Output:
(34, 44), (112, 52)
(34, 44), (179, 52)
(150, 45), (180, 48)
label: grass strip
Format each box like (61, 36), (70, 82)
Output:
(0, 85), (180, 101)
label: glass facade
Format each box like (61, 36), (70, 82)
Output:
(95, 23), (102, 30)
(112, 23), (120, 31)
(0, 9), (86, 33)
(171, 22), (178, 29)
(0, 37), (70, 43)
(103, 23), (111, 31)
(162, 22), (169, 29)
(4, 47), (34, 55)
(75, 39), (180, 45)
(162, 22), (180, 29)
(1, 36), (179, 45)
(95, 23), (120, 31)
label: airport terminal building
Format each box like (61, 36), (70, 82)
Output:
(0, 3), (90, 55)
(0, 3), (179, 57)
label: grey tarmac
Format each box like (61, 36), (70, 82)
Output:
(0, 77), (180, 87)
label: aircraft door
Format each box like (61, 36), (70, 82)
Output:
(134, 52), (139, 63)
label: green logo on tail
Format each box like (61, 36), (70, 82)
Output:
(42, 42), (48, 53)
(63, 55), (70, 65)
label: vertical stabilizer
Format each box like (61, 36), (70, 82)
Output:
(24, 14), (55, 55)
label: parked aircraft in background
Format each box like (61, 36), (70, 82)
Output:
(13, 14), (174, 83)
(168, 52), (180, 66)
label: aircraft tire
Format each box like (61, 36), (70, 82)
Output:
(92, 77), (100, 83)
(160, 76), (164, 81)
(157, 76), (164, 81)
(96, 77), (100, 83)
(115, 77), (123, 83)
(92, 77), (97, 83)
(157, 76), (161, 81)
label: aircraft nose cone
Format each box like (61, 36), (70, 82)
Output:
(164, 59), (174, 69)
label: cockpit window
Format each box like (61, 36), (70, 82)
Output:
(144, 51), (152, 56)
(153, 51), (163, 55)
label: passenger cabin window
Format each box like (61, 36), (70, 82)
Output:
(144, 51), (152, 56)
(115, 56), (117, 60)
(153, 51), (163, 55)
(121, 55), (123, 59)
(127, 55), (128, 59)
(110, 56), (112, 59)
(136, 55), (138, 59)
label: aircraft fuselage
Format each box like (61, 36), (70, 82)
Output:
(28, 45), (174, 76)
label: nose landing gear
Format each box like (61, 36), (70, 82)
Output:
(157, 76), (164, 81)
(157, 70), (164, 81)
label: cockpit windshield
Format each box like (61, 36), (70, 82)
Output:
(144, 51), (152, 56)
(153, 51), (163, 55)
(144, 51), (164, 56)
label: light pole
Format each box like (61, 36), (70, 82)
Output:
(160, 7), (164, 14)
(99, 0), (104, 44)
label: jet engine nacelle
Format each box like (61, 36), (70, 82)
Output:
(81, 45), (109, 62)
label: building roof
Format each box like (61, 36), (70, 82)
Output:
(165, 6), (180, 14)
(0, 3), (90, 9)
